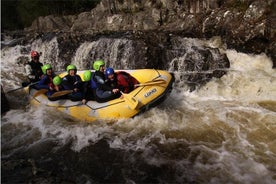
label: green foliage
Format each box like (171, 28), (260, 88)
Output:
(1, 0), (101, 31)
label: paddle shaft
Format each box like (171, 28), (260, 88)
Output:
(7, 81), (39, 93)
(134, 79), (166, 87)
(120, 91), (138, 110)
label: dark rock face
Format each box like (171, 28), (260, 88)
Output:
(10, 31), (229, 91)
(20, 0), (275, 68)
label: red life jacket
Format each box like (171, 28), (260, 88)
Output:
(116, 71), (139, 93)
(48, 76), (54, 89)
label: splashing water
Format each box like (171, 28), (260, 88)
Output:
(1, 37), (275, 183)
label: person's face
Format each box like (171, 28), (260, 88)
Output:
(46, 68), (52, 75)
(100, 65), (105, 72)
(69, 69), (75, 76)
(33, 56), (39, 62)
(108, 73), (114, 80)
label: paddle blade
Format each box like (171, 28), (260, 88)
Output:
(121, 91), (138, 110)
(50, 90), (73, 98)
(33, 89), (48, 97)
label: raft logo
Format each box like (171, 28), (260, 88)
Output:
(144, 88), (157, 98)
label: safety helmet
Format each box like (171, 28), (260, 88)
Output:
(31, 50), (39, 58)
(105, 67), (114, 77)
(93, 60), (105, 71)
(41, 64), (52, 74)
(83, 70), (92, 82)
(53, 76), (62, 86)
(66, 64), (77, 72)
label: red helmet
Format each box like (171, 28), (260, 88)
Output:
(31, 50), (39, 58)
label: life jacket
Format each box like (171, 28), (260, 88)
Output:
(28, 60), (43, 78)
(37, 74), (55, 90)
(62, 74), (82, 90)
(91, 71), (107, 90)
(116, 71), (139, 93)
(48, 75), (54, 89)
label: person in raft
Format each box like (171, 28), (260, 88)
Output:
(37, 64), (61, 100)
(91, 60), (120, 102)
(81, 70), (94, 104)
(23, 50), (43, 87)
(61, 64), (84, 101)
(50, 76), (66, 101)
(105, 67), (139, 94)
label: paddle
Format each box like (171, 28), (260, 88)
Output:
(120, 91), (138, 110)
(134, 79), (166, 87)
(50, 90), (73, 98)
(7, 81), (39, 93)
(33, 89), (48, 97)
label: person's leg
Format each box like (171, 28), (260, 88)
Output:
(68, 92), (83, 101)
(96, 89), (120, 102)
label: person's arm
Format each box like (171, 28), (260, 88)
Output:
(129, 75), (139, 90)
(95, 75), (113, 91)
(37, 75), (50, 89)
(117, 73), (129, 93)
(74, 75), (83, 90)
(61, 76), (74, 90)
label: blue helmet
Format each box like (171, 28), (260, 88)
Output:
(105, 67), (114, 78)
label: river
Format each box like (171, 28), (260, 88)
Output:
(1, 37), (276, 183)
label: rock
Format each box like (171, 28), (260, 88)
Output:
(25, 15), (77, 33)
(1, 85), (9, 114)
(2, 0), (274, 91)
(19, 0), (275, 67)
(2, 30), (230, 91)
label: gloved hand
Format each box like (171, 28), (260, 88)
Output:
(49, 83), (55, 91)
(28, 75), (35, 79)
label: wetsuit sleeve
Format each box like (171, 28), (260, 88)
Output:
(117, 73), (129, 92)
(94, 75), (112, 91)
(116, 72), (139, 93)
(94, 75), (105, 84)
(74, 75), (83, 89)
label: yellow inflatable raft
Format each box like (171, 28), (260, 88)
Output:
(27, 69), (174, 122)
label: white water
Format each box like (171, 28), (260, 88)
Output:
(1, 38), (276, 183)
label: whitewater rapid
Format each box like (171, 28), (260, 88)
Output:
(1, 40), (276, 183)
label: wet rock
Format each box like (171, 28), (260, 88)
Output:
(26, 15), (77, 33)
(20, 0), (274, 67)
(2, 0), (275, 91)
(16, 56), (29, 65)
(2, 31), (229, 91)
(1, 159), (33, 183)
(166, 40), (230, 90)
(1, 85), (9, 114)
